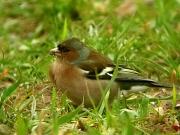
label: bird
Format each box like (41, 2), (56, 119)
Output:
(49, 37), (171, 107)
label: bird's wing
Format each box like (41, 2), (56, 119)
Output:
(83, 65), (171, 90)
(75, 49), (114, 72)
(84, 65), (139, 79)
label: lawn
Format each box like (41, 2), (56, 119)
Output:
(0, 0), (180, 134)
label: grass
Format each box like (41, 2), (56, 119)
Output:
(0, 0), (180, 134)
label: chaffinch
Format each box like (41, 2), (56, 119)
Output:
(49, 38), (171, 107)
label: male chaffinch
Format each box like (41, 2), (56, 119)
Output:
(49, 38), (170, 107)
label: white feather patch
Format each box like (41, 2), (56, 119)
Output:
(107, 73), (113, 77)
(99, 67), (114, 76)
(120, 68), (139, 74)
(80, 69), (90, 74)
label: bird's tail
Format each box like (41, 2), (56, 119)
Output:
(147, 81), (172, 88)
(117, 77), (172, 90)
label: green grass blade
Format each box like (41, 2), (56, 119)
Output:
(60, 18), (68, 40)
(51, 88), (58, 135)
(0, 81), (20, 108)
(57, 106), (81, 125)
(15, 116), (28, 135)
(172, 84), (177, 112)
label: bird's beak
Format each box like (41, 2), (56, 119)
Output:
(49, 48), (60, 55)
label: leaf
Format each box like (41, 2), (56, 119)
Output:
(138, 97), (149, 117)
(60, 18), (68, 41)
(172, 84), (177, 111)
(15, 116), (28, 135)
(120, 109), (138, 120)
(0, 81), (20, 108)
(98, 90), (110, 115)
(57, 106), (81, 126)
(0, 108), (6, 122)
(51, 106), (81, 135)
(51, 88), (57, 117)
(51, 88), (58, 135)
(31, 96), (37, 119)
(87, 127), (101, 135)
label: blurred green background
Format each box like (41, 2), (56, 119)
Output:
(0, 0), (179, 83)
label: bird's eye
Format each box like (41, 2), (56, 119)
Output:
(57, 45), (70, 52)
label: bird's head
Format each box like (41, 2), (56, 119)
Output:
(50, 38), (90, 64)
